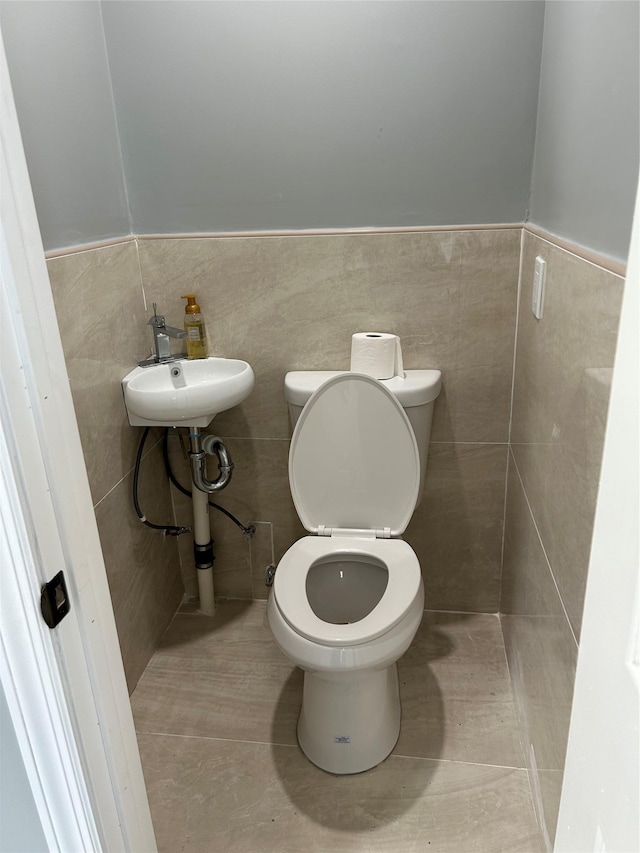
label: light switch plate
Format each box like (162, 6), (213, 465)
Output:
(532, 255), (546, 319)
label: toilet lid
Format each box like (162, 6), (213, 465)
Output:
(289, 373), (420, 536)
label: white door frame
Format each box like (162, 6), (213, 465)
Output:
(0, 35), (156, 853)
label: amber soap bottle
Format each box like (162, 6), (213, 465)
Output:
(181, 294), (208, 359)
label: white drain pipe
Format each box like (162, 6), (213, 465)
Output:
(188, 427), (234, 617)
(191, 483), (214, 615)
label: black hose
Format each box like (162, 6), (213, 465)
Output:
(133, 427), (190, 536)
(162, 429), (255, 538)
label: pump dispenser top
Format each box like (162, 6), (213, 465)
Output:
(181, 293), (208, 359)
(183, 294), (200, 314)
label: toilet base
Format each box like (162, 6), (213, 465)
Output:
(297, 663), (400, 774)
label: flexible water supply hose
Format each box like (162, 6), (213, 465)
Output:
(133, 427), (191, 536)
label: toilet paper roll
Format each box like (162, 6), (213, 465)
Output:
(350, 332), (404, 380)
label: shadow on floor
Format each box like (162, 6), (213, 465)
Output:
(269, 619), (447, 831)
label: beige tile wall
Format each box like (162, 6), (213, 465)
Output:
(138, 229), (520, 608)
(47, 241), (183, 692)
(45, 228), (523, 685)
(501, 231), (624, 846)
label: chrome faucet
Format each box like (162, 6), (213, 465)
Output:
(138, 303), (187, 367)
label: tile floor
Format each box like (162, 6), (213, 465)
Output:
(131, 601), (542, 852)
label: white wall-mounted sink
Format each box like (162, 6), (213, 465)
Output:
(122, 357), (254, 427)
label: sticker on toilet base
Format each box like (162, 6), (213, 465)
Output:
(334, 735), (351, 744)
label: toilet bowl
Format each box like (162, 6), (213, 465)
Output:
(267, 370), (441, 775)
(267, 538), (424, 774)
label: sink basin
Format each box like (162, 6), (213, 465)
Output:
(122, 357), (254, 427)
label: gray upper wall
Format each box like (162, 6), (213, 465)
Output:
(0, 1), (130, 251)
(100, 0), (544, 235)
(2, 1), (638, 260)
(528, 1), (639, 263)
(1, 1), (545, 249)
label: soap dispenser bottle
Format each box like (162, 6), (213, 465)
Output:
(181, 294), (208, 359)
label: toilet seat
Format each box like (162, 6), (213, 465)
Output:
(273, 536), (421, 647)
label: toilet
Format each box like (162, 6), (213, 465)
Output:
(267, 368), (442, 774)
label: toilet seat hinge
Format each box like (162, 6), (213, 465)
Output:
(317, 526), (391, 539)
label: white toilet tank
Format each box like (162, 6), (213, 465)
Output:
(284, 370), (442, 503)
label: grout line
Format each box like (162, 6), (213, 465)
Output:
(134, 729), (299, 749)
(133, 729), (528, 771)
(269, 521), (275, 566)
(133, 235), (149, 315)
(389, 754), (529, 772)
(171, 602), (503, 618)
(497, 612), (530, 775)
(527, 764), (553, 853)
(424, 608), (500, 617)
(527, 743), (554, 853)
(498, 443), (511, 605)
(218, 436), (291, 443)
(93, 432), (164, 510)
(429, 440), (508, 446)
(107, 434), (511, 455)
(507, 228), (525, 468)
(508, 449), (579, 650)
(498, 228), (526, 609)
